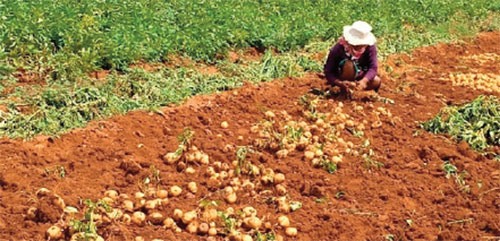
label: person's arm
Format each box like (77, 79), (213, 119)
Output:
(357, 45), (378, 89)
(362, 45), (378, 81)
(324, 43), (343, 86)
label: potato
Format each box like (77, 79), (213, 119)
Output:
(135, 192), (145, 199)
(202, 208), (218, 221)
(104, 190), (119, 200)
(188, 182), (198, 193)
(173, 209), (183, 220)
(46, 225), (62, 239)
(225, 192), (237, 204)
(182, 210), (197, 224)
(194, 151), (203, 162)
(146, 188), (157, 198)
(276, 149), (288, 159)
(200, 154), (210, 164)
(53, 195), (66, 210)
(221, 121), (229, 129)
(135, 237), (145, 241)
(244, 216), (262, 229)
(286, 227), (297, 236)
(107, 208), (123, 220)
(242, 235), (253, 241)
(275, 184), (287, 196)
(265, 111), (275, 118)
(278, 215), (290, 227)
(208, 227), (217, 236)
(199, 222), (209, 234)
(148, 212), (164, 225)
(274, 173), (285, 184)
(186, 221), (199, 233)
(101, 197), (114, 206)
(36, 188), (51, 197)
(157, 189), (168, 199)
(163, 217), (175, 228)
(314, 149), (323, 157)
(122, 214), (131, 225)
(304, 151), (315, 160)
(170, 186), (182, 197)
(163, 152), (179, 164)
(145, 200), (158, 210)
(132, 211), (146, 226)
(26, 207), (37, 220)
(278, 201), (290, 213)
(243, 206), (257, 217)
(185, 167), (196, 174)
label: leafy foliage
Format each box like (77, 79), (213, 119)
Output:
(0, 0), (498, 82)
(423, 95), (500, 152)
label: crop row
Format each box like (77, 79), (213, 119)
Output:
(0, 0), (498, 82)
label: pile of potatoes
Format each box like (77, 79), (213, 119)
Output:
(443, 73), (500, 93)
(250, 95), (382, 173)
(460, 53), (500, 65)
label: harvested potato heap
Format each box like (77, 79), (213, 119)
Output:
(251, 94), (388, 173)
(441, 73), (500, 93)
(460, 53), (500, 65)
(33, 94), (391, 240)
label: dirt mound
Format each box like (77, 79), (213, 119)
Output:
(0, 32), (499, 240)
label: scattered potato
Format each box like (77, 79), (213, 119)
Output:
(243, 206), (257, 217)
(135, 192), (145, 199)
(202, 208), (218, 221)
(135, 237), (145, 241)
(122, 214), (131, 225)
(145, 200), (158, 210)
(163, 152), (179, 164)
(170, 186), (182, 197)
(148, 212), (164, 225)
(278, 215), (290, 227)
(265, 111), (276, 118)
(182, 210), (197, 224)
(304, 151), (315, 160)
(225, 192), (237, 204)
(104, 190), (119, 200)
(221, 121), (229, 129)
(243, 234), (253, 241)
(173, 209), (184, 220)
(188, 182), (198, 193)
(46, 225), (62, 239)
(244, 216), (262, 229)
(163, 217), (175, 228)
(286, 227), (298, 236)
(186, 221), (199, 233)
(157, 189), (168, 199)
(208, 227), (217, 236)
(132, 211), (146, 226)
(36, 188), (51, 197)
(185, 167), (196, 174)
(53, 196), (66, 210)
(274, 173), (285, 184)
(199, 222), (209, 234)
(26, 207), (37, 220)
(276, 184), (287, 195)
(200, 154), (210, 164)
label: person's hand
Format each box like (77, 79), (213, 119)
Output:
(356, 78), (369, 91)
(339, 80), (356, 90)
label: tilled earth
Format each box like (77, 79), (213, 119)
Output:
(0, 32), (499, 241)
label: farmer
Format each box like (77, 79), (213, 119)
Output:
(324, 21), (381, 96)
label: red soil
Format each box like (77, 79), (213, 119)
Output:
(0, 32), (499, 241)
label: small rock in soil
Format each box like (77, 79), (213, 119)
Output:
(119, 159), (142, 175)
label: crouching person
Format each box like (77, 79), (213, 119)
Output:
(324, 21), (381, 97)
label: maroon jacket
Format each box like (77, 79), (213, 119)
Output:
(324, 43), (378, 84)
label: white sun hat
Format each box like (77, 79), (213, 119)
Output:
(343, 21), (376, 46)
